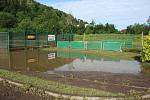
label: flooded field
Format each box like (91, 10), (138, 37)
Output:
(0, 49), (142, 73)
(0, 48), (150, 93)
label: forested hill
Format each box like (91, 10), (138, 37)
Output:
(0, 0), (87, 33)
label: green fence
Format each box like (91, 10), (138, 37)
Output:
(57, 41), (131, 51)
(10, 32), (25, 48)
(103, 42), (122, 51)
(87, 41), (103, 50)
(0, 31), (134, 51)
(57, 34), (134, 51)
(70, 41), (84, 49)
(57, 41), (69, 48)
(1, 31), (57, 49)
(0, 32), (9, 49)
(9, 32), (55, 49)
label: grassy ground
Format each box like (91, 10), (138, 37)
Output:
(74, 34), (141, 41)
(43, 48), (140, 60)
(0, 69), (124, 97)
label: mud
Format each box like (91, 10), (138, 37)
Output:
(0, 81), (55, 100)
(22, 71), (150, 94)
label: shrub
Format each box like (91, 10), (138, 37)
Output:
(141, 32), (150, 62)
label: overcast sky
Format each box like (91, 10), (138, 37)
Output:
(36, 0), (150, 29)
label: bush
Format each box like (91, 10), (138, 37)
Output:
(141, 32), (150, 62)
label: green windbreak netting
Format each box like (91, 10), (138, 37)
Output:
(9, 32), (50, 48)
(1, 31), (133, 51)
(87, 41), (103, 50)
(0, 32), (9, 49)
(70, 41), (84, 49)
(103, 42), (122, 51)
(57, 41), (69, 48)
(57, 41), (130, 51)
(10, 32), (25, 48)
(0, 32), (9, 57)
(38, 33), (48, 47)
(124, 41), (133, 48)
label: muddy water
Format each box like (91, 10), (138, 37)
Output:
(0, 49), (148, 74)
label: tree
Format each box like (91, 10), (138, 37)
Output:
(126, 24), (149, 35)
(16, 18), (35, 31)
(90, 20), (95, 26)
(141, 33), (150, 62)
(0, 12), (16, 28)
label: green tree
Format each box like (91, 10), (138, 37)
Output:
(16, 18), (35, 31)
(0, 12), (16, 28)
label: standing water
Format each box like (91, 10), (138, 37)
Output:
(0, 49), (144, 75)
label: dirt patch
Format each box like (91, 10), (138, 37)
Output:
(0, 80), (55, 100)
(22, 71), (150, 94)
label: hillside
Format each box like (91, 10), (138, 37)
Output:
(0, 0), (87, 33)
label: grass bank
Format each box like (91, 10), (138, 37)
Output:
(42, 48), (140, 60)
(0, 69), (124, 97)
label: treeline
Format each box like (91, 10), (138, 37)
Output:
(125, 24), (149, 35)
(0, 0), (149, 35)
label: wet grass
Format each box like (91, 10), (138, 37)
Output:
(43, 48), (139, 60)
(0, 69), (124, 97)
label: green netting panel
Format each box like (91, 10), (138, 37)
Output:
(10, 32), (25, 48)
(57, 41), (69, 48)
(70, 41), (84, 49)
(87, 41), (103, 50)
(26, 33), (39, 47)
(124, 41), (133, 48)
(0, 32), (9, 49)
(26, 40), (38, 47)
(38, 33), (48, 47)
(103, 42), (122, 51)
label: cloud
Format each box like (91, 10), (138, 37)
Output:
(37, 0), (150, 29)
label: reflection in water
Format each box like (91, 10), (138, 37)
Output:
(54, 59), (141, 74)
(0, 49), (73, 71)
(0, 49), (149, 74)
